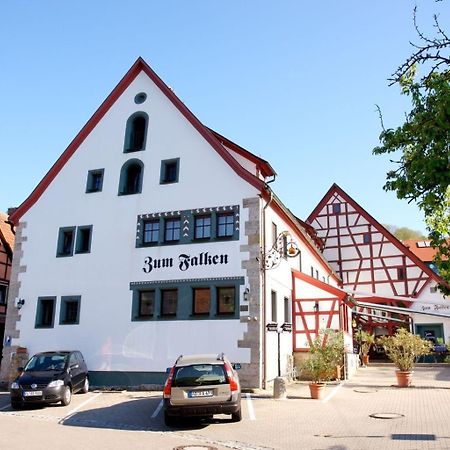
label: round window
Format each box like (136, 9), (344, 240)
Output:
(134, 92), (147, 104)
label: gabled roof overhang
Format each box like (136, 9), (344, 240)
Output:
(9, 57), (265, 225)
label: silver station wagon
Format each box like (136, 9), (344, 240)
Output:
(163, 353), (242, 426)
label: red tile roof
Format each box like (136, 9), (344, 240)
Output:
(0, 212), (15, 255)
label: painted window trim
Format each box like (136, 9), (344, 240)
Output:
(130, 277), (244, 321)
(136, 205), (239, 248)
(159, 158), (180, 184)
(123, 112), (149, 153)
(75, 225), (93, 254)
(86, 169), (105, 193)
(59, 295), (81, 325)
(35, 296), (57, 329)
(56, 227), (76, 257)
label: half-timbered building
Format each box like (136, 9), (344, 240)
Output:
(0, 58), (355, 388)
(307, 184), (450, 344)
(0, 212), (14, 365)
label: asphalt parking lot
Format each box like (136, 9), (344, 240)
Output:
(1, 364), (450, 450)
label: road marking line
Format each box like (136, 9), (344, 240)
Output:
(61, 392), (103, 422)
(245, 393), (256, 420)
(151, 399), (163, 418)
(322, 381), (345, 404)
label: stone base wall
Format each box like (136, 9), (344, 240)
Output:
(0, 222), (26, 384)
(237, 197), (262, 389)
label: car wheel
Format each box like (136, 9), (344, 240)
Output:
(10, 400), (22, 410)
(81, 377), (89, 394)
(61, 386), (72, 406)
(164, 411), (177, 427)
(231, 407), (242, 422)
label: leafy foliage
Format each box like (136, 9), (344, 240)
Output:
(302, 329), (344, 383)
(378, 328), (433, 371)
(374, 9), (450, 293)
(383, 224), (426, 240)
(355, 330), (375, 356)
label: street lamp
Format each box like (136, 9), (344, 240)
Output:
(262, 231), (301, 270)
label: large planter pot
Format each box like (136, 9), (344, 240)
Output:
(396, 370), (413, 387)
(309, 382), (326, 399)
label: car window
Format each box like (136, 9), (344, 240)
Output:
(69, 354), (78, 367)
(172, 364), (227, 387)
(75, 352), (85, 365)
(24, 354), (67, 371)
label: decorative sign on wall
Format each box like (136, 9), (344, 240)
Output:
(143, 251), (230, 274)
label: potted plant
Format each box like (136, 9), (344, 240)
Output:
(355, 330), (375, 365)
(302, 329), (344, 399)
(378, 328), (433, 387)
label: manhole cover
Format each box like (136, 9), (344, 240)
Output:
(354, 388), (378, 393)
(370, 413), (405, 420)
(173, 446), (218, 450)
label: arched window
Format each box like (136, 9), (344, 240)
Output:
(119, 159), (144, 195)
(124, 112), (148, 152)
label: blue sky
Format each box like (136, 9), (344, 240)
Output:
(1, 1), (448, 233)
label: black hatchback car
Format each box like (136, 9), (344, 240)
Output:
(10, 350), (89, 409)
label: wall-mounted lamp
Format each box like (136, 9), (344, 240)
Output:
(263, 231), (301, 270)
(15, 298), (25, 310)
(313, 301), (319, 312)
(243, 287), (250, 302)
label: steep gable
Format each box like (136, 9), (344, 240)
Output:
(307, 183), (442, 299)
(9, 58), (265, 225)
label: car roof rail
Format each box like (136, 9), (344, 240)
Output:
(175, 354), (183, 364)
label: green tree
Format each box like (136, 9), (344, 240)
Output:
(384, 225), (426, 241)
(373, 7), (450, 294)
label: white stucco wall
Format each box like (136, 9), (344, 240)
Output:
(14, 70), (260, 374)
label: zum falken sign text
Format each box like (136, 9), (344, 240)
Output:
(143, 251), (229, 274)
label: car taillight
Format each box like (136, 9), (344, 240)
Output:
(224, 362), (239, 392)
(163, 366), (175, 398)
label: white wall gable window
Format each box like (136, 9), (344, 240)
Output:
(119, 159), (144, 195)
(123, 112), (148, 153)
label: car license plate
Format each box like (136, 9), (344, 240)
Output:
(189, 390), (213, 398)
(23, 391), (43, 397)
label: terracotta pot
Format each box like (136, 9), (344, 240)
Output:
(309, 382), (326, 400)
(362, 355), (369, 365)
(396, 370), (413, 387)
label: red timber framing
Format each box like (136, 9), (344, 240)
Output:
(306, 184), (446, 333)
(0, 215), (14, 319)
(291, 270), (351, 352)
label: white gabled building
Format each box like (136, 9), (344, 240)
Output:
(0, 58), (354, 388)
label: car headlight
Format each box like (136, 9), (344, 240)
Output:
(48, 379), (64, 388)
(10, 382), (19, 390)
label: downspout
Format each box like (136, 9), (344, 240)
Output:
(261, 183), (274, 389)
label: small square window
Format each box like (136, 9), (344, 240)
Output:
(217, 287), (235, 315)
(217, 214), (234, 238)
(57, 227), (76, 257)
(284, 297), (291, 323)
(143, 220), (160, 244)
(0, 285), (7, 305)
(164, 219), (180, 242)
(272, 222), (278, 246)
(397, 267), (406, 280)
(194, 216), (211, 239)
(332, 203), (341, 214)
(75, 226), (92, 254)
(193, 288), (210, 315)
(60, 296), (81, 325)
(139, 290), (155, 317)
(35, 297), (56, 328)
(363, 233), (371, 244)
(271, 290), (277, 322)
(160, 158), (180, 184)
(161, 289), (177, 316)
(86, 169), (104, 193)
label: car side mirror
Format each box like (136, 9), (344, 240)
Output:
(232, 363), (241, 370)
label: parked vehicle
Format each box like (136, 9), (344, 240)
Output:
(163, 353), (242, 426)
(10, 350), (89, 408)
